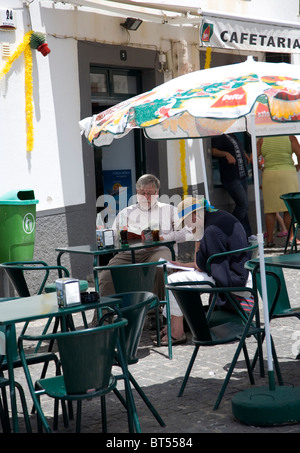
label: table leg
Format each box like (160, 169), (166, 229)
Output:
(93, 256), (100, 292)
(5, 324), (18, 432)
(131, 251), (135, 263)
(56, 251), (64, 277)
(93, 257), (102, 324)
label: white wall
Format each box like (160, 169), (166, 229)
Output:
(0, 0), (85, 211)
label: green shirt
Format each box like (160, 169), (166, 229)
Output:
(261, 136), (295, 170)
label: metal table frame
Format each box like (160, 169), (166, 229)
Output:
(56, 240), (176, 291)
(250, 253), (300, 270)
(0, 293), (118, 432)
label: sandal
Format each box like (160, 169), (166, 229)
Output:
(277, 231), (288, 237)
(289, 240), (300, 246)
(150, 330), (166, 341)
(153, 334), (187, 347)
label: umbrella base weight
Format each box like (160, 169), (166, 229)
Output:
(232, 385), (300, 426)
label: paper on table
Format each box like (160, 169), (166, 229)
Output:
(158, 257), (195, 271)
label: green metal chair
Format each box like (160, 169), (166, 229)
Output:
(206, 243), (267, 377)
(204, 243), (260, 326)
(0, 260), (72, 297)
(206, 243), (259, 276)
(280, 192), (300, 253)
(18, 314), (132, 433)
(165, 281), (281, 410)
(0, 262), (70, 422)
(246, 262), (300, 320)
(94, 260), (172, 359)
(246, 261), (300, 364)
(0, 260), (89, 327)
(0, 371), (31, 433)
(107, 291), (165, 429)
(0, 261), (71, 378)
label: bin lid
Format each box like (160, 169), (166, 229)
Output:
(0, 190), (39, 205)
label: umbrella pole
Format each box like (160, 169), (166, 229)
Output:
(249, 115), (275, 387)
(198, 139), (210, 202)
(231, 114), (300, 426)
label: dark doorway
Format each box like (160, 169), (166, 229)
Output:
(90, 66), (145, 205)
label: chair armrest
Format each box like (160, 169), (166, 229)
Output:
(206, 244), (258, 274)
(0, 261), (70, 274)
(0, 261), (70, 295)
(94, 260), (167, 272)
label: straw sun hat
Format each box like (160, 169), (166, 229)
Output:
(177, 197), (205, 229)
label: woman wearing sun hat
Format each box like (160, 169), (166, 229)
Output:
(156, 196), (253, 346)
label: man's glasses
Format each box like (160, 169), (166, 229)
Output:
(137, 190), (157, 196)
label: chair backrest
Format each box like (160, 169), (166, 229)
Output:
(109, 291), (158, 364)
(165, 282), (214, 342)
(0, 297), (18, 358)
(166, 281), (256, 343)
(280, 192), (300, 224)
(0, 261), (70, 297)
(206, 244), (258, 276)
(20, 317), (127, 395)
(246, 262), (291, 316)
(94, 261), (166, 294)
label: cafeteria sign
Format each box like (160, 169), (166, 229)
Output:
(200, 15), (300, 53)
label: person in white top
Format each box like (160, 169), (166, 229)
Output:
(99, 174), (190, 299)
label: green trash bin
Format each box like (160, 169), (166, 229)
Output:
(0, 190), (39, 263)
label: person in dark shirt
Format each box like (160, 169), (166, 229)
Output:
(155, 197), (253, 347)
(211, 133), (254, 241)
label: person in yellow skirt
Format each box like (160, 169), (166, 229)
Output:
(257, 135), (300, 247)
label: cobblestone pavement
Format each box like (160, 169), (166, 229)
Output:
(2, 236), (300, 435)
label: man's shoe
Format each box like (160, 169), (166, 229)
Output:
(153, 333), (187, 347)
(266, 242), (275, 248)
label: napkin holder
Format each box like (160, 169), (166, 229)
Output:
(96, 229), (114, 248)
(56, 278), (81, 307)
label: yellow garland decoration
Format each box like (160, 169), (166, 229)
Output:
(24, 41), (34, 151)
(204, 47), (212, 69)
(179, 139), (188, 196)
(0, 31), (34, 152)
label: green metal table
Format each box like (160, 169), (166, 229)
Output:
(248, 253), (300, 320)
(56, 239), (176, 291)
(250, 253), (300, 270)
(233, 253), (300, 426)
(0, 292), (119, 432)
